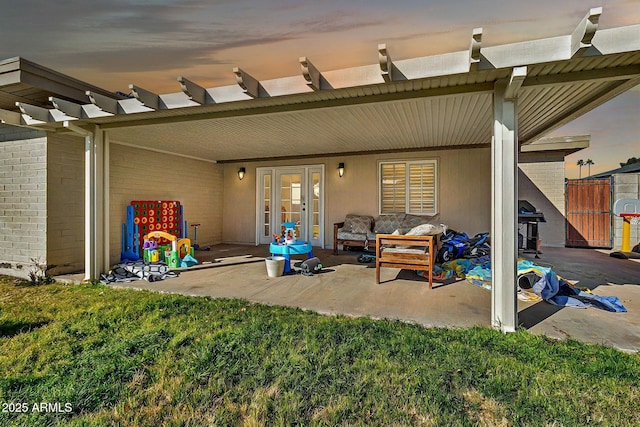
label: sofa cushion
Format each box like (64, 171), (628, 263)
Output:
(382, 246), (428, 255)
(405, 223), (446, 237)
(401, 213), (440, 229)
(337, 229), (368, 241)
(373, 213), (406, 234)
(344, 214), (374, 234)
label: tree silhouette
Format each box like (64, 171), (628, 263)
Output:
(585, 159), (594, 177)
(620, 157), (639, 167)
(577, 159), (584, 179)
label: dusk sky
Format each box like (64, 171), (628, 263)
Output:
(2, 0), (638, 177)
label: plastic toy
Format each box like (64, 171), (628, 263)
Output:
(281, 221), (299, 245)
(120, 206), (140, 262)
(143, 230), (195, 268)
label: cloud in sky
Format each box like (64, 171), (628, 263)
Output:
(1, 0), (390, 79)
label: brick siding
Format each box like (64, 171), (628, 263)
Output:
(0, 126), (48, 278)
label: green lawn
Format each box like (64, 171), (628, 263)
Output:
(0, 276), (638, 426)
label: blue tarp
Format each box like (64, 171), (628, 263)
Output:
(440, 258), (627, 312)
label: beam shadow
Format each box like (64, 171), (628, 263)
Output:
(518, 303), (564, 329)
(0, 319), (50, 339)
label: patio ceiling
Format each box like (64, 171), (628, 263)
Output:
(1, 9), (639, 163)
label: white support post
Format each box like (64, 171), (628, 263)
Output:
(80, 125), (108, 282)
(491, 78), (519, 332)
(103, 132), (110, 273)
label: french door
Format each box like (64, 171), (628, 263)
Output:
(257, 165), (324, 247)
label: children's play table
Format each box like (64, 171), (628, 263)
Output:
(269, 241), (313, 273)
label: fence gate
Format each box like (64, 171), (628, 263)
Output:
(565, 178), (612, 248)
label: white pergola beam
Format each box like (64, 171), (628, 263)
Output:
(130, 84), (166, 110)
(0, 108), (22, 126)
(86, 91), (119, 115)
(299, 57), (321, 90)
(491, 78), (519, 333)
(378, 44), (393, 82)
(177, 76), (210, 105)
(571, 7), (602, 57)
(15, 102), (52, 122)
(63, 120), (91, 136)
(50, 96), (83, 118)
(469, 28), (483, 70)
(233, 67), (260, 98)
(522, 65), (640, 88)
(504, 66), (527, 100)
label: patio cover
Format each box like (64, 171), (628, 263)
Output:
(2, 7), (639, 332)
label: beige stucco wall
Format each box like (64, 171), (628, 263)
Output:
(222, 147), (492, 247)
(109, 143), (224, 265)
(46, 133), (85, 274)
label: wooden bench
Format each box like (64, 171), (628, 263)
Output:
(375, 234), (435, 288)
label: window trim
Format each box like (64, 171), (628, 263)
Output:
(378, 159), (438, 215)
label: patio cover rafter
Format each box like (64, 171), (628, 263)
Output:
(178, 76), (212, 105)
(300, 57), (322, 90)
(469, 28), (483, 71)
(571, 7), (602, 58)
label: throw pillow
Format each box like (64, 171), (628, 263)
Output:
(405, 223), (446, 236)
(374, 213), (405, 234)
(344, 214), (373, 234)
(402, 213), (440, 229)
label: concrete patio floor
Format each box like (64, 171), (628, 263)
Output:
(58, 244), (640, 352)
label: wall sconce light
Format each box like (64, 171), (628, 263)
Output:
(338, 162), (345, 178)
(238, 167), (246, 180)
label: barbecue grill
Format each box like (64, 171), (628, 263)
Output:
(518, 200), (546, 258)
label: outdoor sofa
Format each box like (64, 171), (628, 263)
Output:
(333, 213), (440, 254)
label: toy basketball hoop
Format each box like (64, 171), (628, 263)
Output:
(624, 213), (640, 225)
(613, 199), (640, 254)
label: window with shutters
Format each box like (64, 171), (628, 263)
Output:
(379, 160), (437, 215)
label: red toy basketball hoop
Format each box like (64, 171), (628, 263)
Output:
(621, 212), (640, 225)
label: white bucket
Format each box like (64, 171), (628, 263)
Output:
(265, 256), (285, 277)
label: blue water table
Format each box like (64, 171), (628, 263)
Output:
(269, 222), (313, 273)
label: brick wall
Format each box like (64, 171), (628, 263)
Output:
(518, 161), (566, 247)
(109, 143), (224, 265)
(0, 126), (48, 278)
(612, 173), (640, 250)
(46, 133), (85, 275)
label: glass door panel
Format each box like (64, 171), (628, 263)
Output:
(277, 170), (304, 241)
(257, 166), (324, 247)
(311, 171), (321, 241)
